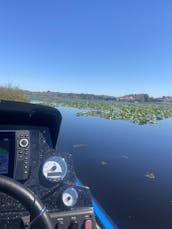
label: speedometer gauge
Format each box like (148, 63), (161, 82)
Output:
(42, 156), (67, 182)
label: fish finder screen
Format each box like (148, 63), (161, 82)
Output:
(0, 138), (10, 174)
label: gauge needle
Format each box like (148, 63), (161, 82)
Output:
(50, 165), (57, 171)
(66, 196), (71, 202)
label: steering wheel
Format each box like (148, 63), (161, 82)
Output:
(0, 175), (54, 229)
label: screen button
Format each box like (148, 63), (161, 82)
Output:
(19, 138), (29, 148)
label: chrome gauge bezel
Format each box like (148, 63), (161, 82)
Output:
(42, 156), (68, 182)
(62, 187), (78, 207)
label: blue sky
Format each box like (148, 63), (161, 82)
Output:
(0, 0), (172, 97)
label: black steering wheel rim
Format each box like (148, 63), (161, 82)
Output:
(0, 175), (54, 229)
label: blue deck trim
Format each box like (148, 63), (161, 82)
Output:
(76, 179), (119, 229)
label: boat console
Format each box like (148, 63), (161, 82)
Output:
(0, 100), (96, 229)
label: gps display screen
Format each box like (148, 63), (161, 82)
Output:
(0, 132), (15, 176)
(0, 138), (10, 174)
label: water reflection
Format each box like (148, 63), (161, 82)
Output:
(58, 106), (172, 229)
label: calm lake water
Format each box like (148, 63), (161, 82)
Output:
(57, 106), (172, 229)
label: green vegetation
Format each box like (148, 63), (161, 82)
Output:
(33, 98), (172, 125)
(76, 103), (172, 125)
(0, 86), (29, 102)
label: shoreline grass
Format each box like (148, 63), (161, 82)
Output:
(0, 86), (29, 102)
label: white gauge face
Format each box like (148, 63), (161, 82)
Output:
(62, 187), (78, 207)
(42, 156), (67, 182)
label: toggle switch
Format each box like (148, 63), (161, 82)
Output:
(56, 221), (64, 229)
(70, 221), (78, 229)
(84, 219), (92, 229)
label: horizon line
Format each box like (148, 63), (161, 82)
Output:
(24, 89), (172, 99)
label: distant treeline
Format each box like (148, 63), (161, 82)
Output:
(25, 90), (116, 101)
(25, 90), (172, 103)
(0, 86), (171, 103)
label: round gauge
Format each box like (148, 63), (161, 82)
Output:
(62, 187), (78, 207)
(42, 156), (67, 182)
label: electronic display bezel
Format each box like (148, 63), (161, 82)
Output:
(0, 132), (15, 177)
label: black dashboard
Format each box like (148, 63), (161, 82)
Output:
(0, 100), (96, 229)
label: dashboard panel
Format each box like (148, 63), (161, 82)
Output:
(0, 100), (96, 229)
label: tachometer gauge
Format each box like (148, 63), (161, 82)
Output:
(62, 187), (78, 207)
(42, 156), (67, 182)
